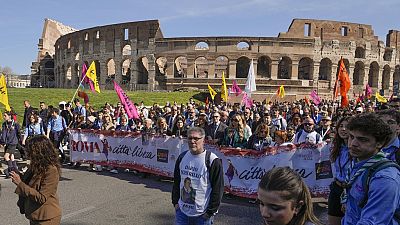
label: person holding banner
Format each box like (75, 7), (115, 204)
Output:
(257, 167), (321, 225)
(223, 114), (250, 149)
(247, 123), (273, 151)
(328, 116), (350, 225)
(172, 127), (224, 225)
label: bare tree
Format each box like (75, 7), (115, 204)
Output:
(0, 66), (13, 75)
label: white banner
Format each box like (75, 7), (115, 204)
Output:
(69, 130), (333, 198)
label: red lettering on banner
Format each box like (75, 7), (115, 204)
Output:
(71, 140), (101, 153)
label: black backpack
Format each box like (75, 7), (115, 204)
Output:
(176, 150), (211, 171)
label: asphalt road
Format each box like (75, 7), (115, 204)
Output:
(1, 161), (328, 225)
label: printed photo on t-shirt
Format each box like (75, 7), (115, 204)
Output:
(181, 177), (196, 204)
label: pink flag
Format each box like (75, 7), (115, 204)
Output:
(81, 63), (96, 93)
(365, 84), (372, 99)
(113, 81), (139, 120)
(310, 90), (321, 105)
(231, 80), (243, 96)
(241, 92), (253, 108)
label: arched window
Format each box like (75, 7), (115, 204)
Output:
(298, 57), (313, 80)
(174, 56), (187, 78)
(382, 65), (391, 90)
(368, 62), (379, 88)
(195, 42), (209, 50)
(236, 56), (250, 78)
(215, 56), (229, 78)
(137, 57), (149, 84)
(237, 42), (250, 50)
(156, 57), (167, 76)
(319, 58), (332, 80)
(353, 61), (365, 85)
(194, 57), (209, 78)
(278, 57), (292, 79)
(257, 56), (271, 78)
(355, 47), (365, 58)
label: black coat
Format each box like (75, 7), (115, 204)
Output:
(205, 122), (228, 145)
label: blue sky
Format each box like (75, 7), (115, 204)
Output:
(0, 0), (399, 75)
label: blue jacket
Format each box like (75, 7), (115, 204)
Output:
(1, 120), (20, 145)
(334, 145), (351, 182)
(382, 137), (400, 161)
(342, 157), (400, 225)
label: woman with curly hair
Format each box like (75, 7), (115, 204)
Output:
(10, 135), (62, 225)
(223, 114), (250, 148)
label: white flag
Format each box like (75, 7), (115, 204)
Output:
(244, 59), (256, 97)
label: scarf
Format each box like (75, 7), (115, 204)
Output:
(340, 151), (386, 205)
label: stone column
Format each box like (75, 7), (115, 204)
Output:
(291, 62), (299, 80)
(166, 57), (174, 79)
(347, 65), (354, 94)
(271, 60), (279, 80)
(147, 54), (156, 91)
(114, 60), (122, 84)
(187, 58), (195, 78)
(253, 60), (258, 78)
(313, 62), (320, 90)
(130, 57), (139, 89)
(208, 59), (215, 78)
(377, 68), (383, 91)
(363, 66), (370, 88)
(100, 60), (107, 89)
(389, 67), (394, 94)
(330, 64), (338, 89)
(229, 60), (237, 79)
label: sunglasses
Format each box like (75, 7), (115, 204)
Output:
(304, 123), (314, 126)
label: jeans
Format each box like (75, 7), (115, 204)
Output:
(175, 207), (213, 225)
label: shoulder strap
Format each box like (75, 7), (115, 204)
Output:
(316, 133), (320, 143)
(395, 147), (400, 165)
(296, 129), (303, 143)
(205, 150), (211, 170)
(176, 150), (188, 170)
(359, 159), (400, 208)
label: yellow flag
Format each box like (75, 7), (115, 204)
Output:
(0, 74), (11, 111)
(208, 84), (217, 100)
(375, 92), (387, 103)
(221, 72), (228, 102)
(85, 61), (100, 93)
(278, 85), (285, 98)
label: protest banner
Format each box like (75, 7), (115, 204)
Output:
(69, 130), (333, 198)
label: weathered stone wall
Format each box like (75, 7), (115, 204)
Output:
(51, 18), (400, 99)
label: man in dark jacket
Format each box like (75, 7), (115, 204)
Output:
(22, 100), (34, 128)
(205, 112), (227, 145)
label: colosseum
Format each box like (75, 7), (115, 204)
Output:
(31, 18), (400, 100)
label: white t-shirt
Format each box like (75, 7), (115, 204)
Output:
(178, 150), (218, 217)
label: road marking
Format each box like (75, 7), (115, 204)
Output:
(62, 206), (96, 221)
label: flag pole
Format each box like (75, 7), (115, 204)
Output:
(70, 73), (88, 103)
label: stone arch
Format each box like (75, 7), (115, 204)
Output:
(195, 56), (209, 78)
(278, 56), (292, 79)
(74, 63), (80, 86)
(236, 56), (250, 78)
(237, 41), (250, 50)
(319, 58), (332, 80)
(174, 56), (187, 78)
(195, 41), (209, 50)
(122, 44), (132, 56)
(137, 57), (149, 84)
(382, 65), (391, 90)
(156, 57), (167, 76)
(75, 53), (80, 61)
(368, 61), (379, 88)
(61, 65), (65, 88)
(107, 59), (116, 77)
(394, 65), (400, 91)
(257, 56), (271, 78)
(215, 55), (229, 78)
(298, 57), (313, 80)
(121, 59), (131, 84)
(355, 47), (365, 58)
(45, 61), (54, 69)
(353, 61), (365, 85)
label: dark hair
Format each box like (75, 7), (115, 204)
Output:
(259, 167), (321, 225)
(376, 108), (400, 124)
(26, 135), (61, 179)
(347, 113), (393, 144)
(330, 116), (350, 162)
(50, 108), (60, 115)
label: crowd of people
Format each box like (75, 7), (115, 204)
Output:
(2, 95), (400, 225)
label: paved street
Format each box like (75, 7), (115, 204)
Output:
(1, 157), (328, 225)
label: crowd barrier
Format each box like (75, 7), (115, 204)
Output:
(69, 129), (333, 199)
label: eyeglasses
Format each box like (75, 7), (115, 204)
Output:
(213, 116), (219, 118)
(303, 123), (314, 126)
(188, 136), (203, 141)
(321, 119), (330, 122)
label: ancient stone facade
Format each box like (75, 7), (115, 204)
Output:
(31, 19), (77, 87)
(50, 19), (400, 99)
